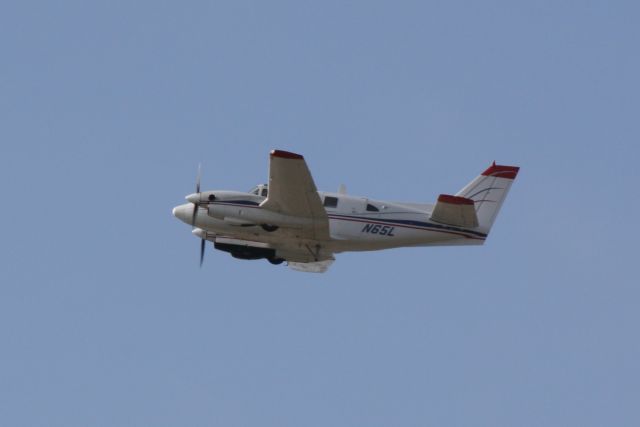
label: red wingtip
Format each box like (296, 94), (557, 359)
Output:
(271, 149), (304, 160)
(482, 163), (520, 179)
(438, 194), (475, 205)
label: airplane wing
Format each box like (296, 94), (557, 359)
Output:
(260, 150), (330, 241)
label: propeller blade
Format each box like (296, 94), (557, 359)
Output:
(195, 163), (202, 194)
(191, 203), (198, 228)
(190, 163), (203, 229)
(199, 238), (205, 267)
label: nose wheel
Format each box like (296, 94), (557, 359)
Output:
(261, 224), (279, 232)
(267, 257), (285, 265)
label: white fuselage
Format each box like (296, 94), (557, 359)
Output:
(173, 190), (486, 255)
(173, 152), (518, 271)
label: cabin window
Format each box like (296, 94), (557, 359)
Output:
(366, 203), (379, 212)
(323, 196), (338, 208)
(249, 184), (269, 196)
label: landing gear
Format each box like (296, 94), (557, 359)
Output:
(267, 257), (285, 265)
(261, 224), (279, 232)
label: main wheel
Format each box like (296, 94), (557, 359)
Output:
(267, 257), (285, 265)
(261, 224), (279, 232)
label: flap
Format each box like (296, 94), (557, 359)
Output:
(288, 259), (334, 273)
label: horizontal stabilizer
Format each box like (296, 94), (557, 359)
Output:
(430, 194), (479, 228)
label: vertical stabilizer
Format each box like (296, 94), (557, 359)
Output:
(455, 163), (520, 234)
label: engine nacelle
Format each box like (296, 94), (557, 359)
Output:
(187, 190), (251, 204)
(208, 203), (312, 228)
(192, 228), (215, 241)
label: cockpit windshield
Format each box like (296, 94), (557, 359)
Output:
(249, 184), (269, 197)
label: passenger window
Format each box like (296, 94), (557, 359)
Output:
(323, 196), (338, 208)
(366, 203), (379, 212)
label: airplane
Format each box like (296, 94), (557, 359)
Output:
(172, 150), (519, 273)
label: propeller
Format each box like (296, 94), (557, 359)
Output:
(200, 237), (206, 267)
(187, 164), (206, 267)
(191, 163), (202, 228)
(192, 228), (208, 268)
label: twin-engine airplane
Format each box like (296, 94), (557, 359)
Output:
(173, 150), (519, 273)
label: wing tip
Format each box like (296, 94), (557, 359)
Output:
(271, 149), (304, 160)
(482, 162), (520, 179)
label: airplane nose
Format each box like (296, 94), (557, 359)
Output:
(172, 203), (194, 224)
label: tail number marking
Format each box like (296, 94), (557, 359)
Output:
(361, 223), (395, 236)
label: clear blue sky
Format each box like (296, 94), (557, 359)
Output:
(1, 1), (638, 426)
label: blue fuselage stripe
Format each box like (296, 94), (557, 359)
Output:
(327, 213), (487, 239)
(209, 200), (261, 207)
(206, 201), (486, 239)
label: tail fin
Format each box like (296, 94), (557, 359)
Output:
(455, 163), (520, 234)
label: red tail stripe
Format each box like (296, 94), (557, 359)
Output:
(481, 163), (520, 179)
(438, 194), (474, 205)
